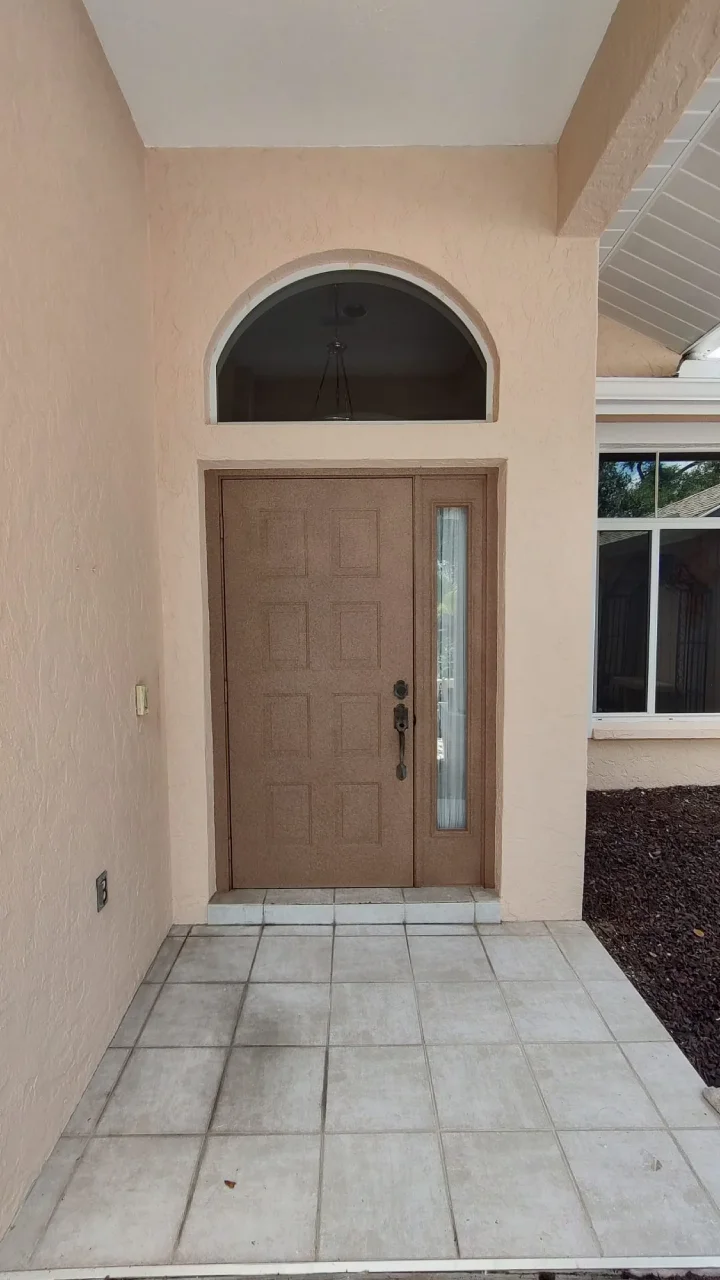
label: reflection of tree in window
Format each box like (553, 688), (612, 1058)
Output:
(658, 457), (720, 517)
(597, 456), (655, 518)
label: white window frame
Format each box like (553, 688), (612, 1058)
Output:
(592, 430), (720, 739)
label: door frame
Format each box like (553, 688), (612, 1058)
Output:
(205, 466), (498, 891)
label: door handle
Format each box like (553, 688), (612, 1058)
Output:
(394, 702), (409, 781)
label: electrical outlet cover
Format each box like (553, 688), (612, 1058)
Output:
(96, 871), (108, 912)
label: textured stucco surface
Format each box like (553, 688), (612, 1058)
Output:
(588, 739), (720, 789)
(146, 146), (598, 925)
(0, 0), (170, 1237)
(558, 0), (720, 235)
(596, 313), (679, 376)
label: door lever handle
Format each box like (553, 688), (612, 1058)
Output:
(393, 702), (409, 781)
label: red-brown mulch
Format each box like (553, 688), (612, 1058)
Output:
(583, 785), (720, 1086)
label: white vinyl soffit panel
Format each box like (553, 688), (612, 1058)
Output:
(599, 61), (720, 355)
(82, 0), (617, 147)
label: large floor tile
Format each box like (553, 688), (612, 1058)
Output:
(502, 981), (612, 1043)
(145, 937), (184, 983)
(332, 936), (412, 982)
(97, 1047), (225, 1134)
(33, 1136), (201, 1267)
(622, 1041), (720, 1128)
(406, 923), (477, 935)
(335, 888), (403, 903)
(335, 923), (404, 936)
(526, 1042), (661, 1129)
(560, 1129), (720, 1256)
(0, 1139), (86, 1270)
(478, 921), (548, 936)
(330, 982), (421, 1045)
(235, 983), (330, 1045)
(264, 888), (333, 925)
(334, 888), (404, 924)
(584, 978), (670, 1042)
(251, 935), (332, 982)
(403, 889), (474, 924)
(483, 935), (575, 981)
(326, 1047), (435, 1132)
(417, 982), (515, 1044)
(443, 1131), (598, 1257)
(110, 984), (160, 1047)
(674, 1130), (720, 1211)
(168, 937), (257, 983)
(319, 1133), (456, 1260)
(212, 1047), (324, 1133)
(408, 935), (492, 982)
(265, 888), (334, 904)
(263, 924), (333, 936)
(548, 923), (624, 981)
(191, 924), (261, 937)
(64, 1048), (129, 1135)
(428, 1044), (548, 1131)
(139, 983), (243, 1047)
(404, 887), (473, 902)
(176, 1135), (320, 1263)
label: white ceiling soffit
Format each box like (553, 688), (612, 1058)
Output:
(599, 62), (720, 355)
(82, 0), (617, 148)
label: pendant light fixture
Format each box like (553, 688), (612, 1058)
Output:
(313, 284), (354, 420)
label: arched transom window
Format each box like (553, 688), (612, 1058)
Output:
(215, 270), (489, 422)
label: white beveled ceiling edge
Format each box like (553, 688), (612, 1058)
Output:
(596, 374), (720, 416)
(81, 0), (617, 148)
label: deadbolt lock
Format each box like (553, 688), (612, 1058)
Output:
(393, 679), (409, 699)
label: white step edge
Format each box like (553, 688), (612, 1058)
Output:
(10, 1252), (720, 1279)
(207, 892), (501, 926)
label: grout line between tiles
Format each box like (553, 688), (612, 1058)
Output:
(313, 923), (335, 1261)
(27, 931), (194, 1267)
(490, 964), (604, 1258)
(664, 1127), (720, 1221)
(560, 949), (679, 1133)
(169, 930), (263, 1262)
(404, 925), (460, 1260)
(60, 1120), (720, 1138)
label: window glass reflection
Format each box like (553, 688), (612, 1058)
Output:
(595, 531), (651, 712)
(656, 529), (720, 712)
(657, 456), (720, 518)
(598, 455), (655, 518)
(437, 507), (468, 830)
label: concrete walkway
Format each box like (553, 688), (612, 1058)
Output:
(2, 921), (720, 1274)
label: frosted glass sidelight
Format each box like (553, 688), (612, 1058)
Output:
(436, 507), (468, 830)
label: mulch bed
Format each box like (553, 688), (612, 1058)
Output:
(583, 785), (720, 1086)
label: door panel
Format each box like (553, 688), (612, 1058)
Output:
(222, 477), (414, 887)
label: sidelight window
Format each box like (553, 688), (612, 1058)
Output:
(594, 452), (720, 717)
(436, 507), (468, 828)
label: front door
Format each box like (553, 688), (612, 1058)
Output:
(222, 477), (414, 887)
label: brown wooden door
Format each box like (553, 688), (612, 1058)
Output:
(222, 477), (414, 887)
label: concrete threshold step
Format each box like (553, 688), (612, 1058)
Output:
(207, 886), (500, 926)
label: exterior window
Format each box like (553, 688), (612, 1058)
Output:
(596, 531), (650, 713)
(436, 507), (468, 828)
(595, 451), (720, 716)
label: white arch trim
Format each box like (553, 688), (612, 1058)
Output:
(206, 257), (496, 424)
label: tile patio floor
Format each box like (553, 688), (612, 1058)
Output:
(3, 920), (720, 1273)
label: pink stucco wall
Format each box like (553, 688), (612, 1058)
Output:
(596, 313), (679, 376)
(0, 0), (170, 1234)
(146, 146), (599, 926)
